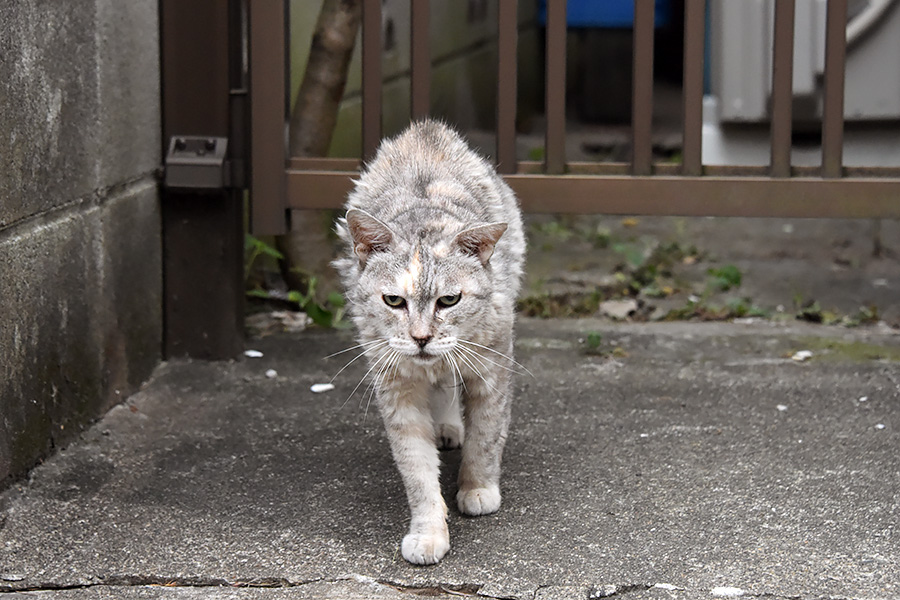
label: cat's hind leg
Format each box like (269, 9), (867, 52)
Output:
(430, 382), (464, 450)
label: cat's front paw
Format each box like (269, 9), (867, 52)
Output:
(435, 423), (464, 450)
(401, 530), (450, 565)
(457, 485), (501, 516)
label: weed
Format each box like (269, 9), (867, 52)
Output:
(707, 265), (742, 292)
(245, 234), (348, 328)
(581, 331), (628, 358)
(244, 234), (284, 276)
(531, 219), (575, 241)
(585, 331), (603, 350)
(518, 289), (604, 318)
(662, 295), (768, 322)
(794, 298), (880, 327)
(591, 227), (612, 249)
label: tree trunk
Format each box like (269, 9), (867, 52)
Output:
(277, 0), (362, 298)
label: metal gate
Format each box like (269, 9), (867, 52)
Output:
(248, 0), (900, 236)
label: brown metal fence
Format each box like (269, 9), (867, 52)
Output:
(249, 0), (900, 236)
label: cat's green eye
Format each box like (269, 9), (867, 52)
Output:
(383, 294), (406, 308)
(436, 293), (461, 308)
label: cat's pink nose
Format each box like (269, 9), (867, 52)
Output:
(412, 335), (432, 349)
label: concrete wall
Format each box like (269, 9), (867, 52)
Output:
(0, 0), (162, 486)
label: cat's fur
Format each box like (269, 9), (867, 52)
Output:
(334, 120), (525, 565)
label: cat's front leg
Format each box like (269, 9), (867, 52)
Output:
(457, 362), (512, 516)
(378, 378), (449, 565)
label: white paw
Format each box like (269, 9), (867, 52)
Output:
(435, 423), (464, 450)
(457, 486), (501, 516)
(401, 530), (450, 565)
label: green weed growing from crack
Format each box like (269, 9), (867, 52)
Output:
(244, 234), (348, 328)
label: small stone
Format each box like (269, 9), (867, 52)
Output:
(310, 383), (335, 393)
(791, 350), (813, 362)
(244, 350), (264, 358)
(589, 584), (619, 598)
(265, 369), (277, 379)
(777, 404), (788, 412)
(599, 299), (638, 320)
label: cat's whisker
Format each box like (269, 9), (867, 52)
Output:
(457, 339), (533, 378)
(452, 347), (501, 396)
(455, 342), (526, 376)
(365, 348), (395, 400)
(362, 348), (397, 412)
(452, 355), (467, 394)
(324, 338), (386, 360)
(366, 349), (402, 419)
(342, 347), (393, 410)
(445, 352), (467, 395)
(330, 340), (390, 383)
(455, 344), (498, 378)
(368, 350), (394, 402)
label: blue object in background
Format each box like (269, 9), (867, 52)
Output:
(538, 0), (673, 29)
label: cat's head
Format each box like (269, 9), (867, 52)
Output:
(344, 209), (508, 365)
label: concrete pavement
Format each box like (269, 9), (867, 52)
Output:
(1, 318), (898, 599)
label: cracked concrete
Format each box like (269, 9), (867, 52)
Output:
(1, 319), (898, 599)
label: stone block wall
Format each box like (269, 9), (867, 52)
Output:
(0, 0), (162, 486)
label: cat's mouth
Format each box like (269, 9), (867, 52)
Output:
(412, 350), (439, 363)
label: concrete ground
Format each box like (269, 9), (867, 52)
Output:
(1, 314), (898, 599)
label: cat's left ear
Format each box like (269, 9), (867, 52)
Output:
(453, 222), (508, 265)
(346, 209), (395, 266)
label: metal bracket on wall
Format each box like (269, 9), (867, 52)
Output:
(164, 136), (230, 190)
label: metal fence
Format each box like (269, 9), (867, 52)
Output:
(249, 0), (900, 236)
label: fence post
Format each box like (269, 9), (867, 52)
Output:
(160, 0), (245, 359)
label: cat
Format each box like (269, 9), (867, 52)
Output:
(334, 119), (526, 565)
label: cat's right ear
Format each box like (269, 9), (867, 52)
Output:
(346, 209), (394, 266)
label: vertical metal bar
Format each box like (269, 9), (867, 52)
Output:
(496, 0), (518, 174)
(770, 0), (795, 178)
(631, 0), (655, 176)
(682, 0), (705, 176)
(249, 0), (287, 234)
(411, 0), (430, 120)
(162, 0), (245, 359)
(362, 0), (382, 160)
(544, 0), (567, 174)
(821, 0), (847, 178)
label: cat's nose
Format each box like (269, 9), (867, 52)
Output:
(412, 335), (432, 349)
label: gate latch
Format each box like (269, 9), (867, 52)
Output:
(164, 136), (229, 190)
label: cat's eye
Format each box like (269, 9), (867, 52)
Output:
(383, 294), (406, 308)
(436, 293), (461, 308)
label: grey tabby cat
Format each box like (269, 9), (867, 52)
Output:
(335, 119), (526, 565)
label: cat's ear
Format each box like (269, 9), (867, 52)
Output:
(346, 209), (394, 266)
(453, 222), (508, 265)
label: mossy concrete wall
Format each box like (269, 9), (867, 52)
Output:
(289, 0), (541, 158)
(0, 0), (162, 487)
